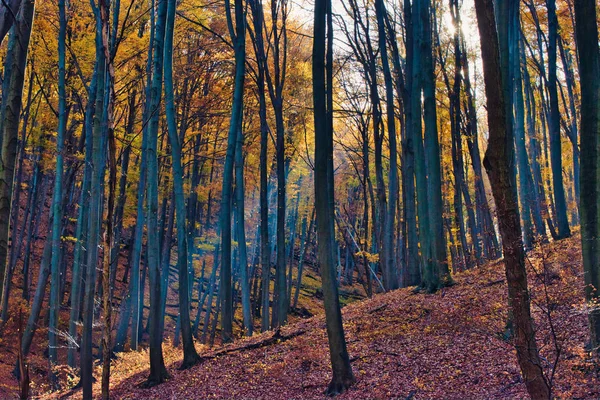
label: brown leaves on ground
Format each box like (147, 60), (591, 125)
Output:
(45, 233), (600, 398)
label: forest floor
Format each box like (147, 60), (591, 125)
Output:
(5, 233), (600, 399)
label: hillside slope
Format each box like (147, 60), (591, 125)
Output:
(56, 234), (598, 399)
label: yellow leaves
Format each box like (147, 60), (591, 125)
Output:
(354, 250), (379, 263)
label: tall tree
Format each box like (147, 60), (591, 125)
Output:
(266, 0), (289, 328)
(220, 0), (246, 343)
(473, 0), (551, 397)
(374, 0), (398, 290)
(144, 0), (170, 385)
(48, 0), (68, 381)
(313, 0), (355, 393)
(81, 0), (109, 395)
(419, 0), (451, 290)
(248, 0), (271, 333)
(0, 0), (35, 306)
(130, 0), (155, 351)
(0, 0), (22, 45)
(164, 0), (201, 368)
(574, 0), (600, 354)
(0, 0), (35, 317)
(546, 0), (571, 239)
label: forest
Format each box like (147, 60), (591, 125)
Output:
(0, 0), (598, 398)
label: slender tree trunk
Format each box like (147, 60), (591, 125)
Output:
(219, 0), (246, 343)
(48, 0), (67, 379)
(130, 7), (154, 350)
(81, 3), (108, 395)
(574, 0), (600, 355)
(374, 0), (398, 290)
(420, 0), (451, 290)
(400, 0), (421, 286)
(249, 0), (271, 333)
(164, 0), (200, 368)
(313, 0), (354, 392)
(144, 0), (170, 386)
(473, 0), (551, 397)
(234, 126), (253, 336)
(546, 0), (571, 239)
(0, 0), (35, 306)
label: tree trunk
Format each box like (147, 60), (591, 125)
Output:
(546, 0), (571, 239)
(144, 0), (170, 386)
(0, 0), (35, 306)
(313, 0), (354, 393)
(574, 0), (600, 355)
(164, 0), (200, 368)
(81, 3), (108, 395)
(219, 0), (246, 344)
(48, 0), (67, 377)
(473, 0), (551, 397)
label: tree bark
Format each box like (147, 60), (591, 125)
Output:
(473, 0), (551, 397)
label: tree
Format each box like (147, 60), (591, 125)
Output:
(374, 0), (398, 290)
(0, 0), (22, 45)
(144, 0), (170, 385)
(164, 0), (201, 368)
(574, 0), (600, 354)
(81, 0), (109, 395)
(220, 0), (246, 343)
(48, 0), (67, 384)
(546, 0), (571, 239)
(418, 0), (451, 291)
(313, 0), (355, 392)
(473, 0), (551, 397)
(248, 0), (271, 333)
(0, 0), (35, 320)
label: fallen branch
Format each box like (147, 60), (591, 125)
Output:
(198, 329), (307, 362)
(484, 278), (505, 287)
(368, 304), (388, 314)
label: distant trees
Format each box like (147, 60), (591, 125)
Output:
(0, 0), (590, 395)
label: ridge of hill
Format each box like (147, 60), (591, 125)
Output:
(44, 234), (600, 399)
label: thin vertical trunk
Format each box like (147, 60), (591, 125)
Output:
(313, 0), (355, 392)
(234, 126), (253, 336)
(420, 0), (451, 290)
(293, 206), (313, 309)
(220, 0), (245, 343)
(0, 0), (35, 306)
(144, 0), (169, 386)
(249, 0), (270, 333)
(164, 0), (200, 368)
(374, 0), (398, 290)
(81, 2), (108, 395)
(400, 0), (421, 286)
(511, 4), (537, 249)
(130, 18), (154, 351)
(67, 57), (98, 366)
(574, 0), (600, 355)
(546, 0), (571, 239)
(473, 0), (551, 397)
(101, 1), (117, 395)
(48, 0), (67, 375)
